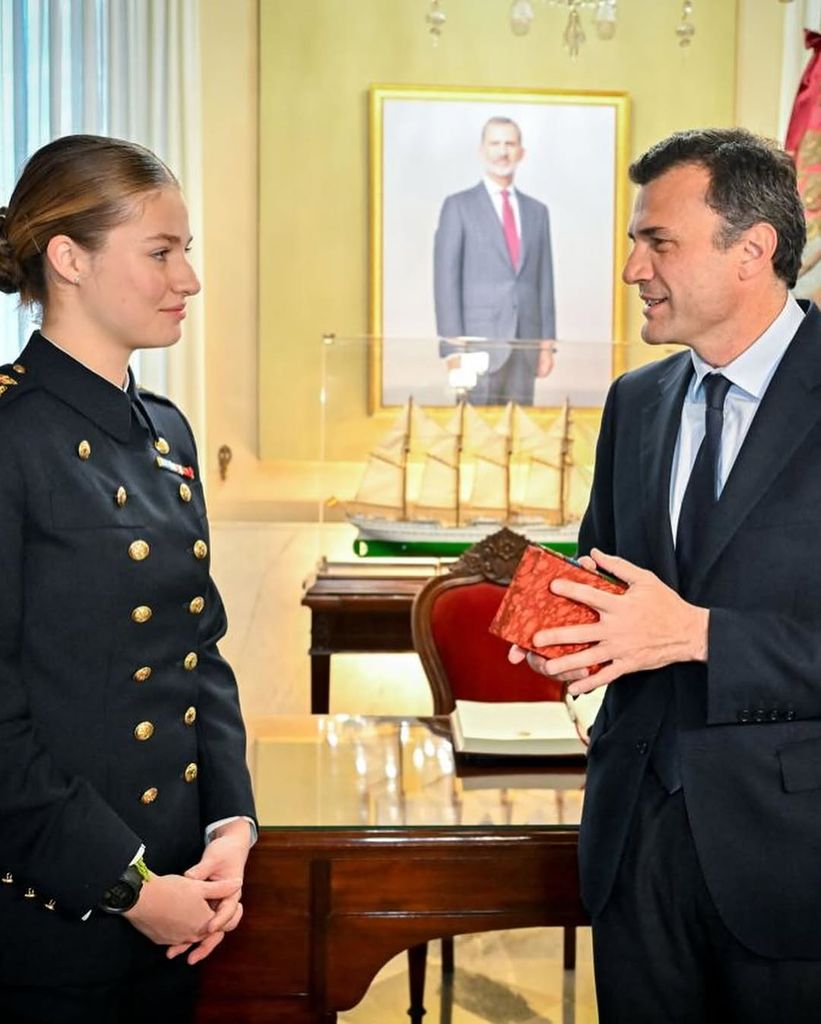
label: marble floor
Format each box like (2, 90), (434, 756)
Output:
(340, 928), (598, 1024)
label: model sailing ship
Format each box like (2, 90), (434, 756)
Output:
(345, 398), (595, 547)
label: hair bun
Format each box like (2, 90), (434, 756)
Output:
(0, 209), (22, 295)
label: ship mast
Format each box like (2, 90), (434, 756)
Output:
(558, 398), (571, 524)
(401, 396), (413, 520)
(455, 399), (465, 526)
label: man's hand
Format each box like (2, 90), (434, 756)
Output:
(509, 553), (596, 685)
(124, 872), (240, 949)
(509, 548), (709, 694)
(167, 819), (251, 965)
(536, 341), (556, 378)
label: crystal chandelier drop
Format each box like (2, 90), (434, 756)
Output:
(422, 0), (706, 56)
(676, 1), (696, 48)
(594, 1), (618, 41)
(563, 4), (586, 59)
(425, 0), (446, 45)
(510, 0), (535, 36)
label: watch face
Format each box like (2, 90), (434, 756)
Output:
(102, 878), (139, 913)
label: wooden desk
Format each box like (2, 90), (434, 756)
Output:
(301, 561), (445, 713)
(198, 716), (587, 1024)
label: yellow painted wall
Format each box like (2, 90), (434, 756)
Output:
(200, 0), (260, 504)
(257, 0), (737, 464)
(735, 0), (786, 138)
(201, 0), (792, 517)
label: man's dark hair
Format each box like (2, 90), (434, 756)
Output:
(629, 128), (806, 289)
(481, 116), (522, 145)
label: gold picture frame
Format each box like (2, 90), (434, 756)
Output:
(368, 84), (631, 414)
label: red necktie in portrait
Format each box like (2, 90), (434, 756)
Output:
(501, 188), (520, 269)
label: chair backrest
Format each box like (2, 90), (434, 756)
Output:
(412, 529), (565, 714)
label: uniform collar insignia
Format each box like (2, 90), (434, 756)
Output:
(18, 332), (132, 442)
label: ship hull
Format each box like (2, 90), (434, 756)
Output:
(348, 514), (579, 548)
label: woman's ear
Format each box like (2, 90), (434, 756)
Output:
(44, 234), (88, 287)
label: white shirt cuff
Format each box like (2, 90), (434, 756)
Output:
(205, 815), (257, 847)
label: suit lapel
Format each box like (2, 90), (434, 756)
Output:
(688, 305), (821, 596)
(470, 184), (511, 269)
(640, 354), (692, 587)
(517, 192), (532, 277)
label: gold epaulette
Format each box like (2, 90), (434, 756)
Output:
(0, 362), (27, 400)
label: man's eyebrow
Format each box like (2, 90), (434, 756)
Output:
(627, 225), (670, 240)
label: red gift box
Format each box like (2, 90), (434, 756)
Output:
(489, 545), (626, 670)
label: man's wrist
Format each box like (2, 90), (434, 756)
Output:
(689, 605), (710, 662)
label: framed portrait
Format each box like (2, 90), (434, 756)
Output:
(369, 85), (631, 413)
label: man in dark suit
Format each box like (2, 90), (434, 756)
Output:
(433, 116), (556, 405)
(512, 128), (821, 1021)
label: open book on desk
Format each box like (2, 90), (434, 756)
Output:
(456, 763), (587, 791)
(450, 699), (587, 758)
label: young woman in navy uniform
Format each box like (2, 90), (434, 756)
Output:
(0, 135), (256, 1023)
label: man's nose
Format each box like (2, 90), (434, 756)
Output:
(622, 246), (649, 285)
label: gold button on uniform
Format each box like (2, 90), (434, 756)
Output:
(131, 606), (152, 624)
(193, 540), (208, 560)
(154, 437), (170, 455)
(188, 596), (205, 615)
(1, 872), (12, 884)
(184, 706), (197, 726)
(184, 762), (198, 782)
(77, 440), (91, 460)
(12, 364), (25, 374)
(128, 540), (150, 561)
(116, 486), (128, 507)
(183, 652), (198, 671)
(179, 483), (192, 503)
(140, 787), (158, 805)
(24, 888), (36, 899)
(134, 721), (155, 741)
(133, 666), (152, 683)
(44, 899), (56, 911)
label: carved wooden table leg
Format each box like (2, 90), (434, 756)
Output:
(441, 936), (454, 975)
(407, 942), (428, 1022)
(563, 925), (576, 971)
(310, 653), (331, 714)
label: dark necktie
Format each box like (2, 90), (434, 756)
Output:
(654, 372), (732, 793)
(675, 373), (732, 593)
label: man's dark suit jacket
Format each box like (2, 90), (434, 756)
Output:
(578, 301), (821, 960)
(433, 182), (556, 377)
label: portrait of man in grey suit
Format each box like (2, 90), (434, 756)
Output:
(433, 116), (556, 406)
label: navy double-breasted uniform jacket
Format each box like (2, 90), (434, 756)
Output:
(0, 332), (255, 986)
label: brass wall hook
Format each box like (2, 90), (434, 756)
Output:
(218, 444), (233, 482)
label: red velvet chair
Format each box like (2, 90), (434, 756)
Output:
(412, 570), (565, 713)
(407, 529), (576, 1017)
